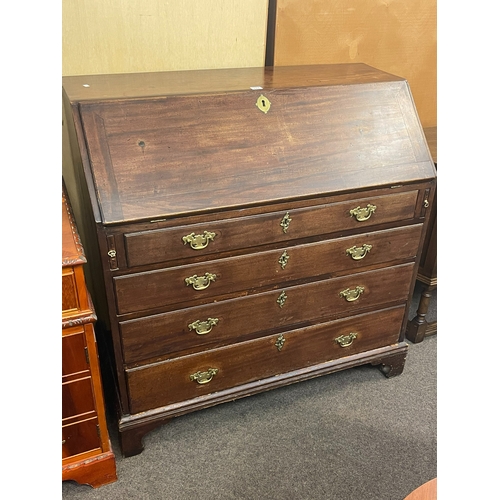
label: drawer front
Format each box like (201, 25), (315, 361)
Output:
(124, 191), (419, 267)
(62, 417), (100, 459)
(120, 263), (414, 364)
(62, 269), (78, 313)
(126, 306), (405, 413)
(62, 377), (96, 420)
(115, 224), (422, 315)
(62, 330), (88, 377)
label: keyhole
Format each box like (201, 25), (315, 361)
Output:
(138, 140), (145, 148)
(256, 95), (271, 113)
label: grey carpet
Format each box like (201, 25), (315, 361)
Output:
(62, 284), (436, 500)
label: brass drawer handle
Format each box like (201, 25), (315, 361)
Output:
(188, 318), (219, 335)
(335, 332), (358, 348)
(182, 231), (216, 250)
(346, 244), (373, 260)
(190, 368), (218, 385)
(350, 204), (376, 222)
(185, 272), (217, 290)
(280, 212), (292, 233)
(339, 285), (365, 302)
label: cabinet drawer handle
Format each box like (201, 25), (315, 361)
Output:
(185, 272), (217, 290)
(190, 368), (218, 385)
(188, 318), (219, 335)
(182, 231), (216, 250)
(339, 285), (365, 302)
(334, 332), (358, 348)
(350, 204), (376, 221)
(346, 244), (373, 260)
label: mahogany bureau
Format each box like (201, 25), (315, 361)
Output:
(62, 181), (117, 485)
(62, 64), (437, 457)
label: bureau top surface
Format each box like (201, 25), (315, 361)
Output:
(63, 64), (404, 102)
(63, 64), (436, 225)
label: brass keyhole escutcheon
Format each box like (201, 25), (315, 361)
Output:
(280, 212), (292, 233)
(256, 94), (271, 114)
(278, 250), (290, 269)
(275, 334), (286, 351)
(277, 291), (287, 308)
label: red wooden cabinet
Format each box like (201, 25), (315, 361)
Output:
(62, 182), (117, 487)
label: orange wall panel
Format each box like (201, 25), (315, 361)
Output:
(272, 0), (436, 127)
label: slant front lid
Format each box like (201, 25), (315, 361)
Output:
(72, 65), (435, 224)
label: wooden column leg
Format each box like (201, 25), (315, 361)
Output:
(406, 283), (436, 344)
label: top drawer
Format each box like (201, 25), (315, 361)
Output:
(123, 191), (419, 268)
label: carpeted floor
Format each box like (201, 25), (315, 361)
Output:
(62, 284), (437, 500)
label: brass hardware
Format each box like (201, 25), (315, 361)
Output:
(185, 272), (217, 290)
(182, 231), (216, 250)
(278, 250), (290, 269)
(277, 291), (287, 308)
(334, 332), (358, 348)
(106, 235), (118, 270)
(62, 440), (66, 445)
(84, 346), (89, 365)
(275, 334), (286, 351)
(190, 368), (218, 384)
(420, 188), (431, 217)
(346, 244), (373, 261)
(280, 212), (292, 233)
(339, 286), (365, 302)
(256, 94), (271, 114)
(188, 318), (219, 335)
(350, 204), (377, 222)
